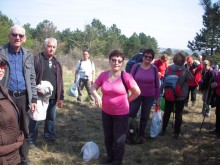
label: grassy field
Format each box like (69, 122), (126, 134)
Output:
(29, 67), (220, 165)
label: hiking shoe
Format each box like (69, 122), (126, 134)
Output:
(173, 133), (179, 139)
(203, 113), (210, 118)
(192, 101), (196, 107)
(45, 138), (56, 143)
(100, 156), (113, 164)
(209, 129), (217, 135)
(159, 130), (166, 136)
(29, 143), (36, 149)
(125, 139), (133, 144)
(20, 159), (34, 165)
(77, 101), (82, 106)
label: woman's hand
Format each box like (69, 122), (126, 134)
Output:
(95, 96), (102, 108)
(211, 82), (218, 89)
(90, 83), (102, 108)
(128, 84), (141, 103)
(156, 99), (160, 107)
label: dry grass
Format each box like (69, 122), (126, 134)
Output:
(29, 65), (220, 165)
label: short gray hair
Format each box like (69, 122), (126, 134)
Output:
(44, 38), (57, 48)
(10, 25), (26, 35)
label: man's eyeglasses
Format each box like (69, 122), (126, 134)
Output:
(11, 33), (25, 38)
(0, 62), (6, 69)
(143, 55), (153, 59)
(111, 59), (123, 64)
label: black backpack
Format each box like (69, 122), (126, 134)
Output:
(125, 53), (143, 73)
(125, 117), (141, 144)
(121, 71), (141, 144)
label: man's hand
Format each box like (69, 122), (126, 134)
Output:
(31, 103), (37, 112)
(57, 100), (64, 109)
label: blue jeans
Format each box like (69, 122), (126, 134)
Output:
(129, 96), (154, 136)
(186, 86), (197, 103)
(29, 99), (57, 143)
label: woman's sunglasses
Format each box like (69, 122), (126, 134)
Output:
(143, 55), (152, 59)
(0, 60), (6, 69)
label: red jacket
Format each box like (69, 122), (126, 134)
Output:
(153, 59), (168, 79)
(188, 64), (203, 86)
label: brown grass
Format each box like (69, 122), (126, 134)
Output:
(29, 61), (220, 165)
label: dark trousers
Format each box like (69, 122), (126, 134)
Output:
(102, 111), (128, 165)
(186, 86), (197, 103)
(215, 96), (220, 132)
(77, 78), (94, 103)
(129, 96), (154, 136)
(162, 99), (185, 134)
(11, 95), (30, 162)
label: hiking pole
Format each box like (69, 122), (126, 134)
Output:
(199, 115), (206, 134)
(199, 73), (216, 134)
(172, 111), (175, 129)
(199, 89), (213, 134)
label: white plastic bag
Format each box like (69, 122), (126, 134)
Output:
(29, 99), (49, 121)
(150, 109), (163, 138)
(81, 141), (99, 162)
(67, 83), (78, 97)
(29, 81), (53, 121)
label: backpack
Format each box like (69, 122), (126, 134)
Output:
(164, 66), (187, 101)
(125, 117), (141, 144)
(78, 59), (93, 70)
(125, 53), (143, 73)
(121, 71), (141, 144)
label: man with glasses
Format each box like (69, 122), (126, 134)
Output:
(75, 51), (95, 106)
(29, 38), (64, 146)
(0, 25), (37, 165)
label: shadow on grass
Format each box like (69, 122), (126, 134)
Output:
(29, 95), (220, 165)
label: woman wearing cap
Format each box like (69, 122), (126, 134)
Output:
(184, 56), (203, 107)
(153, 53), (169, 95)
(0, 55), (24, 164)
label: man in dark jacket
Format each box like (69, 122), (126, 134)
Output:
(29, 38), (64, 146)
(0, 25), (37, 165)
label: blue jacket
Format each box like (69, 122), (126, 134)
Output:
(0, 43), (38, 108)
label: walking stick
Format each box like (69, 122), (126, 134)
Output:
(199, 71), (214, 134)
(172, 109), (175, 129)
(199, 115), (206, 134)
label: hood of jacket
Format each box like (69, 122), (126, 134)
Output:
(169, 64), (185, 72)
(0, 53), (10, 87)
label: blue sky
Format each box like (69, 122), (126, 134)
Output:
(0, 0), (210, 49)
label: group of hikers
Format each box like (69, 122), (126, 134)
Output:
(0, 24), (220, 165)
(91, 49), (220, 165)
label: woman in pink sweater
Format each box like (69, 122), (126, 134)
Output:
(91, 50), (140, 165)
(130, 49), (160, 142)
